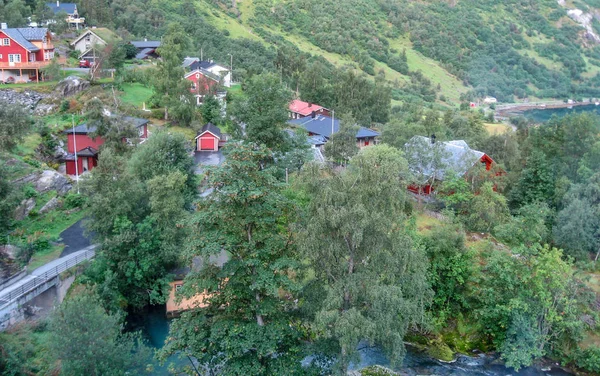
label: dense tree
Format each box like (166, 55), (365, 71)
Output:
(509, 150), (555, 208)
(323, 117), (359, 166)
(83, 98), (137, 154)
(299, 145), (432, 374)
(0, 103), (33, 152)
(231, 73), (292, 149)
(161, 144), (308, 374)
(83, 132), (193, 309)
(1, 0), (30, 27)
(48, 291), (151, 375)
(494, 202), (552, 247)
(465, 182), (510, 232)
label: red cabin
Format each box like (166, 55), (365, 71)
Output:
(195, 123), (222, 151)
(63, 117), (149, 175)
(185, 69), (220, 105)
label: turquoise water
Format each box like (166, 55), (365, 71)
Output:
(131, 307), (574, 376)
(523, 104), (600, 122)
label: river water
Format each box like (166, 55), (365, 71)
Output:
(522, 103), (600, 122)
(130, 306), (574, 376)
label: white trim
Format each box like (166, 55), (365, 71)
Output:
(194, 130), (220, 140)
(70, 30), (106, 46)
(2, 38), (9, 46)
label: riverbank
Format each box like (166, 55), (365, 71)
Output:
(495, 100), (596, 118)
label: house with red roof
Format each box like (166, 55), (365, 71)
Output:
(289, 99), (330, 119)
(0, 27), (54, 83)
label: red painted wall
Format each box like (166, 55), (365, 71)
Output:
(66, 157), (97, 175)
(186, 73), (218, 95)
(0, 31), (29, 64)
(196, 132), (219, 151)
(67, 134), (105, 153)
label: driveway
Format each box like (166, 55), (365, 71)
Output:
(194, 150), (225, 175)
(59, 218), (95, 257)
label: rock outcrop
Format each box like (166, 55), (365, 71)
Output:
(54, 76), (90, 97)
(0, 90), (44, 110)
(39, 197), (62, 214)
(14, 170), (73, 196)
(14, 198), (36, 221)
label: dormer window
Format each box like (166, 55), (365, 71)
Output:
(2, 38), (9, 46)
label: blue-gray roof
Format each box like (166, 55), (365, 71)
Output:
(288, 115), (380, 139)
(46, 2), (77, 14)
(135, 47), (156, 60)
(64, 116), (149, 134)
(131, 41), (161, 49)
(189, 60), (218, 71)
(1, 28), (47, 51)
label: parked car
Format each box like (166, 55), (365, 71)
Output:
(78, 60), (92, 68)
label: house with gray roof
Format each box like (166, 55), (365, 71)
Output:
(45, 1), (84, 29)
(404, 136), (499, 195)
(0, 27), (55, 83)
(130, 40), (161, 59)
(288, 115), (380, 148)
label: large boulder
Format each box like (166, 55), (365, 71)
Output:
(14, 198), (36, 221)
(0, 89), (44, 110)
(55, 76), (90, 97)
(34, 170), (72, 196)
(39, 197), (62, 214)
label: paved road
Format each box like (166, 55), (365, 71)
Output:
(194, 150), (225, 175)
(59, 219), (94, 257)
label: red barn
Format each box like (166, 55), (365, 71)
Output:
(405, 136), (501, 195)
(195, 123), (222, 151)
(63, 116), (149, 175)
(0, 27), (55, 83)
(289, 99), (330, 119)
(185, 68), (220, 105)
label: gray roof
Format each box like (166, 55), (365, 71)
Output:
(45, 2), (77, 14)
(131, 40), (161, 49)
(197, 123), (222, 139)
(405, 136), (487, 181)
(135, 47), (155, 60)
(64, 116), (149, 134)
(288, 115), (380, 139)
(189, 60), (220, 71)
(182, 57), (199, 68)
(1, 28), (48, 51)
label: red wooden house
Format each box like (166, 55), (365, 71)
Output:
(0, 27), (55, 83)
(63, 117), (149, 175)
(195, 123), (222, 151)
(405, 136), (500, 195)
(289, 99), (330, 119)
(185, 68), (220, 105)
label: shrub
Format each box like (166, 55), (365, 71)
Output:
(60, 100), (70, 112)
(23, 184), (38, 199)
(23, 156), (41, 168)
(63, 193), (86, 209)
(574, 346), (600, 373)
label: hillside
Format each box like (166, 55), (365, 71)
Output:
(195, 0), (600, 103)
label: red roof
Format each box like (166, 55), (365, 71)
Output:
(289, 99), (325, 116)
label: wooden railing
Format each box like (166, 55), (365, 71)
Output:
(0, 61), (51, 69)
(0, 248), (95, 308)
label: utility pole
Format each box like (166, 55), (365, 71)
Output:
(331, 109), (335, 136)
(228, 53), (233, 84)
(72, 115), (80, 194)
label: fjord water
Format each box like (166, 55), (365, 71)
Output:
(133, 306), (574, 376)
(523, 104), (600, 122)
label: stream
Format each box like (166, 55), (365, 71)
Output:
(128, 305), (575, 376)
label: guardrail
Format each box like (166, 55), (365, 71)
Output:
(0, 248), (95, 308)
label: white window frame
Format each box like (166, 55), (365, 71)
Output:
(8, 54), (21, 63)
(0, 54), (3, 59)
(2, 38), (10, 46)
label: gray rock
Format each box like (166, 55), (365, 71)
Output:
(54, 76), (90, 97)
(33, 103), (56, 116)
(0, 89), (44, 110)
(14, 198), (36, 221)
(0, 245), (19, 260)
(39, 197), (62, 214)
(34, 170), (72, 196)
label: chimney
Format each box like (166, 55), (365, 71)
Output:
(0, 23), (7, 30)
(430, 134), (436, 144)
(311, 111), (316, 119)
(56, 0), (59, 7)
(144, 37), (147, 42)
(308, 102), (312, 107)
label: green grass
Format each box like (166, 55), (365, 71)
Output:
(28, 245), (64, 271)
(484, 122), (511, 135)
(416, 212), (443, 234)
(167, 125), (197, 142)
(119, 83), (154, 108)
(14, 133), (42, 157)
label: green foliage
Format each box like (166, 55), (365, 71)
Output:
(298, 145), (432, 374)
(63, 192), (87, 210)
(48, 291), (151, 375)
(422, 222), (473, 325)
(465, 182), (510, 232)
(573, 346), (600, 373)
(0, 323), (51, 376)
(161, 143), (308, 374)
(40, 58), (62, 81)
(231, 73), (292, 149)
(324, 117), (359, 166)
(200, 95), (223, 125)
(0, 102), (33, 152)
(494, 202), (552, 247)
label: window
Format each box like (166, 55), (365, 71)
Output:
(0, 54), (2, 59)
(191, 82), (197, 90)
(2, 38), (9, 46)
(85, 35), (91, 42)
(8, 54), (21, 63)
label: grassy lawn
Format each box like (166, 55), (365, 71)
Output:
(119, 83), (154, 108)
(167, 125), (197, 142)
(28, 245), (64, 271)
(484, 122), (511, 135)
(14, 133), (42, 157)
(416, 212), (443, 234)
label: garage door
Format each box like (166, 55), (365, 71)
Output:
(200, 137), (215, 150)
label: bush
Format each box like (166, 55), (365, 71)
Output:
(63, 193), (86, 209)
(23, 184), (38, 199)
(60, 100), (70, 112)
(574, 346), (600, 373)
(23, 156), (41, 168)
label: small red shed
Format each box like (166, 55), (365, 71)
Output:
(195, 123), (222, 152)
